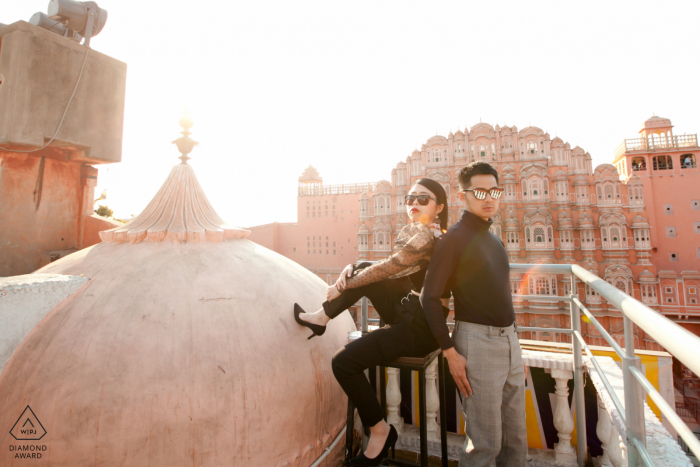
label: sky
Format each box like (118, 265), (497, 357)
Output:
(5, 1), (700, 227)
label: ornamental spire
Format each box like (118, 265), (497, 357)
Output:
(172, 114), (199, 165)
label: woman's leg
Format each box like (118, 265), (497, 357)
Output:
(299, 278), (409, 327)
(331, 322), (430, 457)
(323, 278), (411, 322)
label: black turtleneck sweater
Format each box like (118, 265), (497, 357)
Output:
(420, 210), (515, 351)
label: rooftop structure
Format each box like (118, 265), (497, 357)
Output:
(0, 21), (127, 276)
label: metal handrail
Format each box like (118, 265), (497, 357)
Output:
(512, 263), (700, 465)
(355, 262), (700, 466)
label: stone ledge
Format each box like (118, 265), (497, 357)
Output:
(0, 273), (88, 373)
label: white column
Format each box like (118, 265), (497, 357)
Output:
(609, 427), (625, 467)
(386, 367), (404, 434)
(551, 369), (577, 465)
(596, 396), (613, 467)
(425, 358), (440, 440)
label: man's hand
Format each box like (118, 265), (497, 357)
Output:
(334, 264), (354, 291)
(326, 285), (342, 302)
(443, 347), (473, 397)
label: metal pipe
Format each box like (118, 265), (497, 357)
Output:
(512, 294), (572, 301)
(517, 326), (573, 335)
(629, 437), (655, 467)
(574, 331), (626, 422)
(622, 315), (646, 466)
(510, 263), (575, 274)
(309, 426), (347, 467)
(570, 288), (587, 467)
(570, 264), (700, 378)
(360, 297), (368, 333)
(573, 297), (626, 358)
(629, 365), (700, 460)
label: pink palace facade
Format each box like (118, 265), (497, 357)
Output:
(247, 117), (700, 351)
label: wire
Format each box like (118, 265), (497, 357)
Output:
(0, 45), (90, 153)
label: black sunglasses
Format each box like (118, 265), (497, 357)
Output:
(404, 194), (437, 206)
(461, 187), (504, 200)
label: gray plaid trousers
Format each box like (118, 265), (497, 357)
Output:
(453, 321), (527, 467)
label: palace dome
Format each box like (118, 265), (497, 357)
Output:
(0, 121), (354, 467)
(578, 211), (595, 229)
(641, 116), (672, 131)
(299, 165), (322, 182)
(505, 210), (519, 230)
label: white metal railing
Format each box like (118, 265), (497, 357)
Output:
(511, 263), (700, 467)
(347, 263), (700, 467)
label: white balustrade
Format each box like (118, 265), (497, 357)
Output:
(386, 367), (404, 434)
(597, 395), (613, 466)
(425, 358), (440, 440)
(551, 368), (577, 465)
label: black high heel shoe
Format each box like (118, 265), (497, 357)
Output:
(293, 303), (326, 340)
(350, 425), (397, 466)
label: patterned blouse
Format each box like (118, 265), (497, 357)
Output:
(344, 222), (438, 289)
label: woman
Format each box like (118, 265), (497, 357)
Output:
(294, 178), (451, 466)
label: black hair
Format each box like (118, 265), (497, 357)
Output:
(457, 161), (499, 189)
(413, 178), (449, 230)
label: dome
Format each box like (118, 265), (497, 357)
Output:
(358, 223), (370, 233)
(299, 165), (322, 182)
(552, 170), (568, 181)
(631, 215), (649, 228)
(638, 269), (656, 281)
(505, 210), (519, 230)
(641, 116), (672, 131)
(578, 211), (595, 229)
(360, 191), (370, 200)
(0, 120), (354, 466)
(557, 211), (573, 230)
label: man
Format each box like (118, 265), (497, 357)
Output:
(420, 161), (526, 467)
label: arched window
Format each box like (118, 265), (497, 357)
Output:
(529, 178), (542, 199)
(396, 195), (405, 212)
(604, 184), (614, 200)
(614, 279), (627, 293)
(632, 157), (646, 171)
(653, 155), (673, 170)
(526, 227), (531, 244)
(534, 227), (544, 243)
(681, 154), (697, 169)
(527, 141), (537, 154)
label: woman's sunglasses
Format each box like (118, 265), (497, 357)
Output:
(404, 194), (437, 206)
(461, 187), (504, 200)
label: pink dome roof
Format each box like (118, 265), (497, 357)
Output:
(0, 120), (354, 466)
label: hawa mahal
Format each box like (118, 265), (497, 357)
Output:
(248, 116), (700, 351)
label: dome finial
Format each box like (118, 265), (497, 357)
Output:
(172, 113), (199, 165)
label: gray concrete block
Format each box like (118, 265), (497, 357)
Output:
(0, 273), (87, 373)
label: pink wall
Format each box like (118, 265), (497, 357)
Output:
(0, 153), (83, 276)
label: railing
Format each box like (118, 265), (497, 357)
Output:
(298, 182), (377, 196)
(353, 263), (700, 467)
(614, 134), (699, 158)
(511, 263), (700, 467)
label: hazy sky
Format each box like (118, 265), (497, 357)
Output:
(5, 1), (700, 227)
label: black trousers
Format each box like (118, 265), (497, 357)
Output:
(326, 279), (439, 428)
